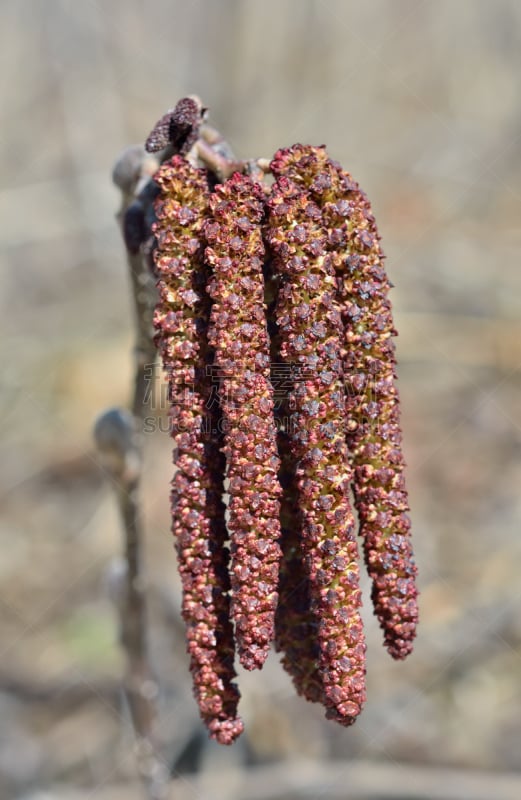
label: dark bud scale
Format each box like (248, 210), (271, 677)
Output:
(146, 97), (204, 155)
(140, 101), (418, 743)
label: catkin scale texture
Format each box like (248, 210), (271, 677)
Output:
(153, 156), (242, 744)
(146, 120), (418, 744)
(271, 145), (418, 659)
(205, 173), (282, 671)
(263, 256), (325, 706)
(266, 178), (366, 725)
(274, 428), (324, 705)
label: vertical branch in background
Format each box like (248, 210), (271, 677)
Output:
(112, 144), (159, 417)
(93, 147), (169, 800)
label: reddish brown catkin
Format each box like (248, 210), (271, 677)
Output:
(153, 156), (243, 744)
(271, 145), (418, 659)
(266, 177), (366, 725)
(266, 263), (323, 704)
(274, 428), (324, 705)
(204, 174), (282, 670)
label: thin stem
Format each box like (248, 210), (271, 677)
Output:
(117, 475), (169, 800)
(94, 407), (169, 800)
(126, 243), (157, 419)
(195, 138), (271, 182)
(92, 146), (170, 799)
(113, 147), (159, 418)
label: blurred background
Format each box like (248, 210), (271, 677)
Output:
(1, 1), (521, 798)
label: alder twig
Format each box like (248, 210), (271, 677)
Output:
(194, 138), (269, 182)
(112, 145), (159, 417)
(92, 147), (170, 800)
(94, 409), (168, 800)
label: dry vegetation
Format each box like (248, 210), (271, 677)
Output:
(1, 1), (521, 798)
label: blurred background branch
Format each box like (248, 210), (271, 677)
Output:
(91, 146), (168, 799)
(2, 0), (521, 798)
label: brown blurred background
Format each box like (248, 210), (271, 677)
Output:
(1, 1), (521, 798)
